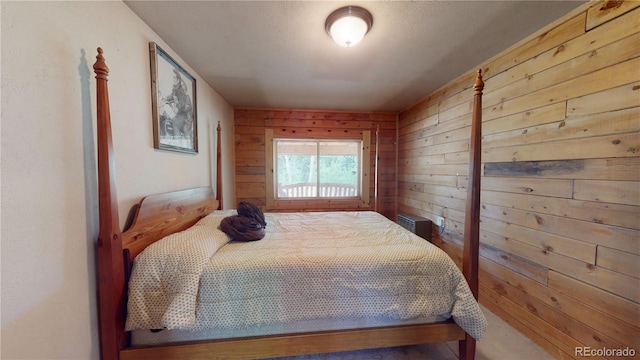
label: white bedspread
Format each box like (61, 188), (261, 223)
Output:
(126, 211), (487, 340)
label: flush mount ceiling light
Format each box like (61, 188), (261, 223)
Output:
(325, 6), (373, 48)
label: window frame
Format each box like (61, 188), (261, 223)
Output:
(265, 129), (371, 211)
(274, 138), (363, 200)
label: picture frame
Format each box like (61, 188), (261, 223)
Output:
(149, 42), (198, 154)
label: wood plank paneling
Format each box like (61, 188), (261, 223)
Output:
(586, 0), (640, 30)
(234, 109), (396, 217)
(481, 12), (587, 81)
(483, 132), (639, 162)
(480, 202), (638, 255)
(482, 103), (567, 138)
(397, 1), (640, 357)
(479, 212), (597, 263)
(479, 243), (549, 285)
(484, 57), (640, 121)
(480, 281), (585, 358)
(481, 267), (628, 352)
(481, 189), (640, 231)
(480, 177), (574, 198)
(574, 179), (640, 206)
(548, 270), (640, 327)
(487, 7), (640, 96)
(567, 82), (640, 116)
(480, 294), (574, 360)
(596, 246), (640, 278)
(483, 107), (640, 149)
(482, 258), (639, 348)
(483, 31), (640, 111)
(485, 157), (640, 181)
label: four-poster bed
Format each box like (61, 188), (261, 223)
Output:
(94, 48), (485, 360)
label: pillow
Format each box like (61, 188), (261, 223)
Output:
(125, 211), (231, 330)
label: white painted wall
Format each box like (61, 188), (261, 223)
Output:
(1, 1), (234, 358)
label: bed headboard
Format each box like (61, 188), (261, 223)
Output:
(93, 48), (221, 359)
(122, 187), (219, 260)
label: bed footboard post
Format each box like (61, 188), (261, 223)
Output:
(463, 69), (484, 297)
(459, 335), (476, 360)
(459, 69), (484, 360)
(216, 121), (223, 210)
(94, 47), (126, 360)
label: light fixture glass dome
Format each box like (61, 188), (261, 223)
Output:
(325, 6), (373, 48)
(329, 16), (368, 47)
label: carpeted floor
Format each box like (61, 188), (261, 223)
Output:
(266, 305), (554, 360)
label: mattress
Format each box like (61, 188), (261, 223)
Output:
(126, 211), (487, 344)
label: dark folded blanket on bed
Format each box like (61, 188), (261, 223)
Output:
(237, 201), (266, 228)
(220, 202), (267, 241)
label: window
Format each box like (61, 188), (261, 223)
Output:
(265, 129), (371, 210)
(275, 139), (361, 199)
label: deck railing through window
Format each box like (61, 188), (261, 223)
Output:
(278, 183), (357, 198)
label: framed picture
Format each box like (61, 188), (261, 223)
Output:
(149, 42), (198, 153)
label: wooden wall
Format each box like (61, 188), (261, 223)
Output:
(398, 1), (639, 358)
(234, 109), (397, 219)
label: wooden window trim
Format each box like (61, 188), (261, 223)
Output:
(266, 129), (370, 211)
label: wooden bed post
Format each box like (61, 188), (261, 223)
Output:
(216, 121), (223, 210)
(459, 69), (484, 360)
(94, 48), (126, 360)
(374, 125), (380, 213)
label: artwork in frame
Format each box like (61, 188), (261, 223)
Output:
(149, 42), (198, 153)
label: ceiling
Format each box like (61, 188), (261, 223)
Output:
(124, 1), (586, 112)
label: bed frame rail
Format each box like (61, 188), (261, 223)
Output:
(120, 321), (464, 360)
